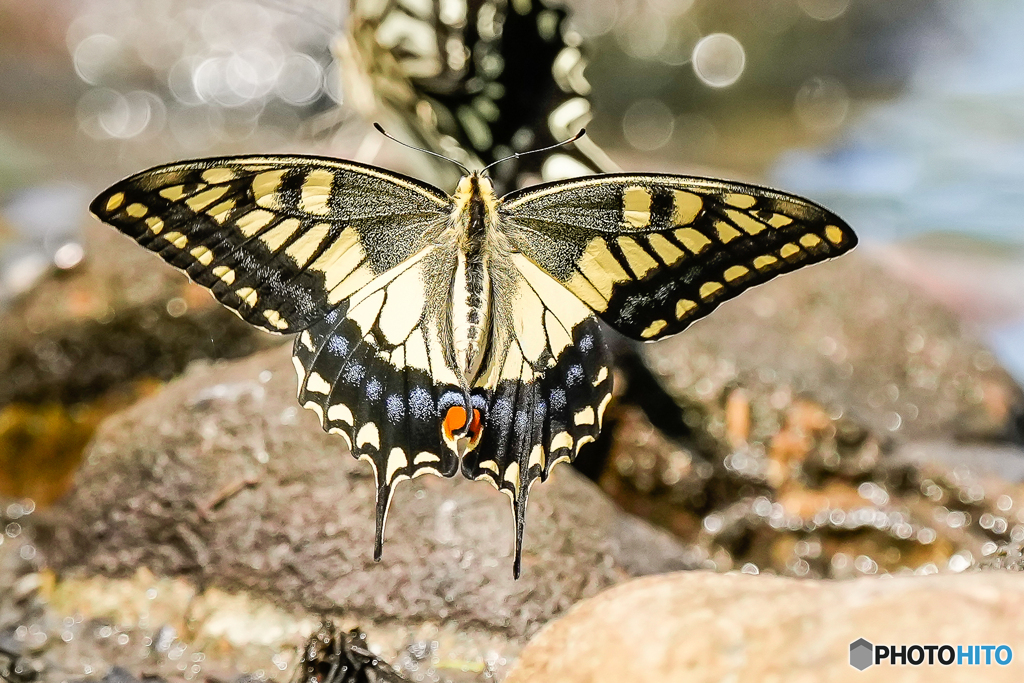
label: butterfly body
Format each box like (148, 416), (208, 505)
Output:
(91, 154), (856, 577)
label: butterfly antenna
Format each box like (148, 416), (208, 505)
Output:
(373, 123), (472, 176)
(481, 129), (587, 175)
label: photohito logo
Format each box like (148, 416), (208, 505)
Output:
(849, 639), (1013, 670)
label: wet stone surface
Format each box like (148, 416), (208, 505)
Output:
(598, 252), (1024, 578)
(29, 345), (702, 677)
(0, 222), (276, 505)
(645, 253), (1024, 444)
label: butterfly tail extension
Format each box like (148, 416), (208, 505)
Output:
(293, 284), (461, 563)
(466, 310), (612, 577)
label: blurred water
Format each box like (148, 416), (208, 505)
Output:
(774, 0), (1024, 384)
(775, 1), (1024, 246)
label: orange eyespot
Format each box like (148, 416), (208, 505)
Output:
(467, 408), (484, 449)
(443, 405), (468, 441)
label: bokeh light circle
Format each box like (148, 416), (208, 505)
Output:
(622, 99), (675, 151)
(794, 76), (850, 132)
(692, 33), (746, 88)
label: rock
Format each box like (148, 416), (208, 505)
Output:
(505, 570), (1024, 683)
(35, 345), (702, 650)
(644, 252), (1024, 444)
(0, 222), (276, 504)
(602, 397), (1024, 579)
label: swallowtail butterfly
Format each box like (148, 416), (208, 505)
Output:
(338, 0), (616, 191)
(91, 145), (856, 577)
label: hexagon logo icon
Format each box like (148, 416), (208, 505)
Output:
(850, 638), (874, 670)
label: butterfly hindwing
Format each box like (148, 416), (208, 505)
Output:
(90, 156), (451, 333)
(466, 253), (613, 577)
(294, 246), (468, 557)
(500, 174), (858, 341)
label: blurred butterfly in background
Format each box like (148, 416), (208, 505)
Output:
(335, 0), (617, 192)
(90, 129), (856, 576)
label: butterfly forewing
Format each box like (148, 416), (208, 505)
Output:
(90, 156), (451, 333)
(499, 174), (857, 341)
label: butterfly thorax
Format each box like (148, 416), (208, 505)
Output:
(449, 173), (500, 379)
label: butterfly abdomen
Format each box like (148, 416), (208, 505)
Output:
(450, 174), (502, 379)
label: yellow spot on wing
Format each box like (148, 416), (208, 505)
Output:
(377, 263), (425, 344)
(726, 209), (766, 235)
(616, 236), (658, 278)
(799, 233), (822, 248)
(780, 243), (801, 259)
(593, 366), (609, 386)
(327, 403), (354, 425)
(621, 185), (652, 229)
(715, 221), (742, 243)
(236, 287), (258, 307)
(565, 272), (608, 310)
(647, 234), (685, 265)
(186, 185), (230, 211)
(300, 169), (334, 215)
(347, 289), (385, 334)
(578, 237), (630, 300)
(574, 406), (595, 425)
(528, 444), (545, 469)
(263, 309), (289, 330)
(285, 222), (330, 268)
(356, 423), (380, 450)
(105, 193), (124, 211)
(292, 356), (306, 392)
(700, 281), (723, 299)
(126, 203), (148, 218)
(550, 432), (573, 453)
(213, 266), (235, 285)
(190, 246), (213, 265)
(768, 214), (793, 228)
(753, 254), (778, 269)
(724, 193), (757, 209)
(504, 461), (521, 492)
(825, 225), (845, 244)
(208, 199), (235, 223)
(724, 265), (749, 282)
(160, 185), (187, 201)
(386, 447), (408, 481)
(414, 452), (440, 464)
(310, 229), (362, 289)
(202, 167), (237, 184)
(641, 319), (667, 338)
(676, 299), (696, 318)
(545, 310), (573, 358)
(672, 190), (703, 225)
(674, 228), (711, 254)
(306, 371), (331, 394)
(235, 209), (276, 237)
(597, 392), (613, 428)
(164, 232), (187, 249)
(145, 217), (163, 234)
(404, 328), (430, 372)
(259, 218), (302, 252)
(253, 170), (286, 209)
(329, 265), (374, 306)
